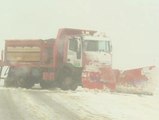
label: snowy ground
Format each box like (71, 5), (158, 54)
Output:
(0, 78), (159, 120)
(0, 67), (159, 120)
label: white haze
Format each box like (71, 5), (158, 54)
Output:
(0, 0), (159, 69)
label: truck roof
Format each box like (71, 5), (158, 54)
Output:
(83, 36), (110, 41)
(56, 28), (97, 39)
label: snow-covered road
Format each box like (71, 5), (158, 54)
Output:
(0, 84), (111, 120)
(0, 80), (159, 120)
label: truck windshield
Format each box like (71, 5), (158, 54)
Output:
(84, 40), (110, 52)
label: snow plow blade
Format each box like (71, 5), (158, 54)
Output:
(115, 66), (157, 95)
(82, 66), (116, 91)
(82, 65), (157, 95)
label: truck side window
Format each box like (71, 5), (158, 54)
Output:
(69, 39), (78, 52)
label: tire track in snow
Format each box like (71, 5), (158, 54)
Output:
(27, 91), (81, 120)
(48, 92), (112, 120)
(0, 87), (61, 120)
(0, 89), (24, 120)
(23, 88), (111, 120)
(0, 86), (111, 120)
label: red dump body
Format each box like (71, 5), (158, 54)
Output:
(4, 39), (54, 67)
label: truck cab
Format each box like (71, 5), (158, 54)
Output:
(80, 34), (115, 90)
(65, 32), (112, 69)
(55, 29), (113, 90)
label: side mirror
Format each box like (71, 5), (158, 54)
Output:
(76, 39), (82, 59)
(109, 42), (112, 52)
(77, 50), (81, 59)
(0, 50), (4, 62)
(110, 45), (112, 52)
(0, 60), (2, 65)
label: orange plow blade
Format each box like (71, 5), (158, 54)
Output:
(82, 65), (158, 95)
(115, 66), (157, 95)
(82, 67), (116, 91)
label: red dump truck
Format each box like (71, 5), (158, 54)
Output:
(0, 28), (155, 93)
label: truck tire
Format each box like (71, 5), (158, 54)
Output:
(57, 64), (80, 91)
(60, 76), (79, 91)
(16, 76), (34, 89)
(56, 64), (73, 90)
(4, 77), (17, 87)
(4, 79), (11, 87)
(70, 82), (78, 90)
(60, 75), (73, 90)
(40, 80), (52, 89)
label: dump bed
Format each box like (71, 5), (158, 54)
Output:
(4, 39), (54, 66)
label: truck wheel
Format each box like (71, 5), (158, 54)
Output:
(4, 77), (17, 87)
(4, 78), (13, 87)
(57, 64), (77, 90)
(40, 81), (51, 89)
(61, 75), (79, 91)
(24, 80), (34, 89)
(60, 76), (73, 90)
(70, 82), (78, 91)
(16, 76), (34, 89)
(16, 77), (25, 87)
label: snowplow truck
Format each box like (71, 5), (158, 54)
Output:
(0, 28), (156, 94)
(0, 28), (114, 90)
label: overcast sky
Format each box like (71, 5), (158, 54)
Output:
(0, 0), (159, 69)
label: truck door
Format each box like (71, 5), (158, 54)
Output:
(67, 37), (82, 67)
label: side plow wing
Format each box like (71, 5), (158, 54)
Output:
(115, 66), (157, 95)
(82, 65), (158, 95)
